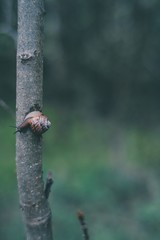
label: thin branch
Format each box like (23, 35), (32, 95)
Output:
(0, 24), (17, 43)
(44, 171), (54, 199)
(77, 210), (90, 240)
(0, 98), (15, 119)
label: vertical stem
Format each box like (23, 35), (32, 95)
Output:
(16, 0), (53, 239)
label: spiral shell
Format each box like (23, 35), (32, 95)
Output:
(16, 111), (51, 135)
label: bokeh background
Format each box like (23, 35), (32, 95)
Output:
(1, 0), (160, 239)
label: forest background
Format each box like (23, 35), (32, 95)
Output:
(1, 0), (160, 239)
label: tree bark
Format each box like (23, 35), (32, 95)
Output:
(16, 0), (53, 239)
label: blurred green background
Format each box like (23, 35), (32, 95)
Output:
(1, 0), (160, 239)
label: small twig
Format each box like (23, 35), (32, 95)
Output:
(0, 24), (17, 43)
(44, 171), (53, 199)
(0, 99), (15, 118)
(77, 210), (89, 240)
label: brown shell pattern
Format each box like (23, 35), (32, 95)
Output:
(30, 115), (51, 134)
(16, 111), (51, 135)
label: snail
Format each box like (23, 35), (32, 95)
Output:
(16, 111), (51, 135)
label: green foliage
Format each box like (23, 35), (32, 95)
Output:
(1, 109), (160, 239)
(1, 0), (160, 239)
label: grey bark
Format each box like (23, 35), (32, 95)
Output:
(16, 0), (53, 240)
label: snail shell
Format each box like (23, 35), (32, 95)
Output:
(16, 111), (51, 135)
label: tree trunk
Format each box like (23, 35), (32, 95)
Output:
(16, 0), (53, 239)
